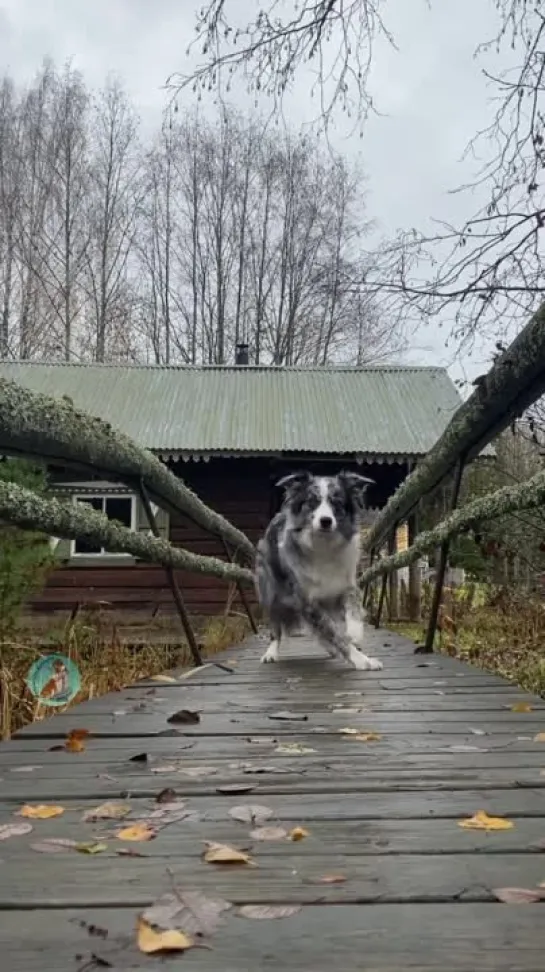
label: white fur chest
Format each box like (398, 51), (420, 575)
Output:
(299, 535), (360, 602)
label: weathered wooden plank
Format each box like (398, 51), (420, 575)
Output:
(0, 852), (543, 906)
(2, 789), (545, 820)
(1, 816), (543, 859)
(0, 904), (542, 972)
(2, 766), (545, 801)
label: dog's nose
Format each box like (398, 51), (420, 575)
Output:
(319, 515), (333, 530)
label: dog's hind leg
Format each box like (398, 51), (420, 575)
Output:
(344, 591), (383, 671)
(261, 618), (282, 664)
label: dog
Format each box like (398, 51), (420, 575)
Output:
(255, 470), (383, 671)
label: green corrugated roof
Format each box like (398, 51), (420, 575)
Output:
(0, 362), (462, 460)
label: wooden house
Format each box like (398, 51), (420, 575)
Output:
(0, 358), (461, 620)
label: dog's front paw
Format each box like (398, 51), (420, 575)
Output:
(350, 648), (383, 671)
(261, 642), (279, 664)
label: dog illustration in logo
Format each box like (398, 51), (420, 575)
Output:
(39, 660), (70, 702)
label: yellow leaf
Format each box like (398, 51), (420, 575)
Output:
(203, 841), (255, 865)
(350, 732), (382, 743)
(76, 842), (108, 855)
(458, 810), (514, 831)
(289, 826), (309, 841)
(511, 703), (532, 713)
(65, 737), (86, 753)
(136, 919), (193, 954)
(17, 804), (64, 819)
(534, 733), (545, 742)
(117, 824), (156, 842)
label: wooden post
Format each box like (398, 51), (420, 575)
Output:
(423, 457), (465, 654)
(221, 537), (259, 634)
(388, 530), (399, 622)
(408, 507), (421, 622)
(138, 480), (203, 668)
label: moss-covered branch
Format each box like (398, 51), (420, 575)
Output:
(0, 480), (253, 585)
(360, 467), (545, 585)
(0, 378), (255, 563)
(366, 302), (545, 550)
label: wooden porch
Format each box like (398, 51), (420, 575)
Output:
(0, 627), (544, 969)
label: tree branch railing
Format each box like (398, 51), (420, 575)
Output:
(366, 302), (545, 554)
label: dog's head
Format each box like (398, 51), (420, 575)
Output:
(276, 470), (373, 546)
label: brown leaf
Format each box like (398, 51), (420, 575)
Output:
(136, 919), (192, 954)
(511, 703), (533, 713)
(203, 841), (255, 865)
(142, 890), (232, 935)
(17, 804), (64, 819)
(65, 737), (86, 753)
(117, 824), (156, 842)
(229, 804), (273, 825)
(0, 822), (33, 840)
(156, 788), (178, 804)
(492, 887), (543, 904)
(67, 728), (91, 740)
(48, 745), (65, 752)
(458, 811), (514, 831)
(238, 905), (300, 920)
(313, 874), (347, 885)
(216, 784), (256, 796)
(250, 826), (288, 841)
(31, 838), (77, 853)
(349, 732), (382, 743)
(82, 802), (131, 823)
(167, 709), (200, 725)
(289, 826), (309, 841)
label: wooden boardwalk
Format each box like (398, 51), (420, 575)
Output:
(1, 627), (545, 970)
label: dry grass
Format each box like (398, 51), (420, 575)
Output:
(389, 584), (545, 698)
(0, 609), (251, 740)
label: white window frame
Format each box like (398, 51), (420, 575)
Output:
(70, 493), (137, 559)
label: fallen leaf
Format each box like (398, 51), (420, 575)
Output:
(216, 784), (256, 796)
(31, 838), (77, 853)
(143, 801), (191, 828)
(167, 709), (200, 725)
(76, 842), (108, 855)
(339, 727), (359, 735)
(469, 728), (486, 736)
(129, 753), (148, 763)
(348, 732), (382, 743)
(178, 765), (218, 778)
(289, 826), (309, 841)
(17, 804), (64, 819)
(275, 742), (316, 755)
(511, 703), (533, 713)
(534, 733), (545, 742)
(203, 841), (255, 865)
(313, 874), (347, 884)
(492, 887), (543, 904)
(150, 674), (179, 684)
(458, 810), (514, 831)
(156, 788), (178, 804)
(229, 804), (273, 825)
(65, 737), (86, 753)
(116, 848), (147, 858)
(0, 822), (33, 840)
(48, 745), (65, 752)
(250, 826), (288, 841)
(117, 824), (156, 842)
(238, 905), (300, 920)
(143, 890), (231, 934)
(268, 711), (308, 722)
(67, 728), (91, 740)
(150, 763), (178, 774)
(10, 765), (42, 773)
(136, 919), (192, 954)
(82, 802), (131, 822)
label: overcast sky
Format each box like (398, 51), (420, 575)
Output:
(0, 0), (514, 388)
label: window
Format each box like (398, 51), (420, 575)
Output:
(71, 494), (136, 557)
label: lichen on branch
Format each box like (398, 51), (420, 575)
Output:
(0, 480), (253, 585)
(360, 466), (545, 585)
(0, 377), (255, 563)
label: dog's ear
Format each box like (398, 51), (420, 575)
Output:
(339, 471), (374, 496)
(276, 471), (311, 492)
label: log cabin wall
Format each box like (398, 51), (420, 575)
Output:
(29, 457), (408, 619)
